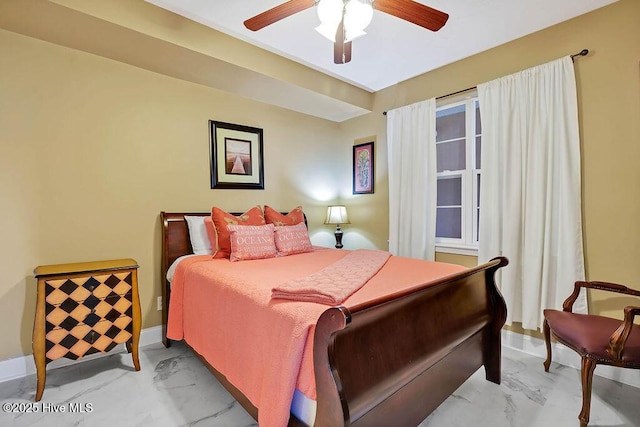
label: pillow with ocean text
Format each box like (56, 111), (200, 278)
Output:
(209, 206), (266, 259)
(227, 224), (277, 262)
(274, 223), (313, 256)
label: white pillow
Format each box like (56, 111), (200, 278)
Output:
(184, 216), (213, 255)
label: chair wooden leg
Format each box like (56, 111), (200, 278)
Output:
(579, 357), (596, 427)
(543, 319), (552, 372)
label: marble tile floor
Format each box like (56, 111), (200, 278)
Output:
(1, 342), (639, 427)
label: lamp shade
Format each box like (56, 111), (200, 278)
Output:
(324, 205), (350, 225)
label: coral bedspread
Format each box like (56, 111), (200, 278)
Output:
(167, 248), (466, 427)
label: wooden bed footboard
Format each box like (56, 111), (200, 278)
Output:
(313, 257), (508, 427)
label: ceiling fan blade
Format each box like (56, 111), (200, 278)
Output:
(333, 17), (352, 64)
(244, 0), (316, 31)
(374, 0), (449, 31)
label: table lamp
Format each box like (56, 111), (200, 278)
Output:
(324, 205), (350, 249)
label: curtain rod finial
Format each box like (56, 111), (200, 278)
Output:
(571, 49), (589, 60)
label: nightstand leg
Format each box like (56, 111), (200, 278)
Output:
(132, 343), (140, 371)
(33, 350), (46, 401)
(131, 269), (141, 371)
(126, 340), (140, 370)
(33, 278), (47, 401)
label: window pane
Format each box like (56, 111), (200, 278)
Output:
(436, 207), (462, 238)
(437, 140), (465, 172)
(475, 101), (481, 134)
(436, 105), (465, 142)
(475, 136), (481, 169)
(437, 176), (462, 206)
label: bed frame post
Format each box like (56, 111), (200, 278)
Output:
(160, 212), (171, 348)
(483, 256), (508, 383)
(313, 306), (351, 427)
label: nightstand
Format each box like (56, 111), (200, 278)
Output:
(32, 259), (141, 401)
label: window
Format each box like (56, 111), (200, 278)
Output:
(435, 96), (481, 255)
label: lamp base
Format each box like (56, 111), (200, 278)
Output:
(334, 225), (343, 249)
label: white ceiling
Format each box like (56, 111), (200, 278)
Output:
(145, 0), (618, 93)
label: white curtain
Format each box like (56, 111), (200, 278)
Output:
(478, 56), (587, 330)
(386, 99), (437, 259)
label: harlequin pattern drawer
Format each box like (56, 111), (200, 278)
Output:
(45, 316), (133, 361)
(44, 272), (132, 304)
(42, 271), (134, 362)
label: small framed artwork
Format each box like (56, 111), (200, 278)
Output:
(210, 120), (264, 190)
(353, 141), (374, 194)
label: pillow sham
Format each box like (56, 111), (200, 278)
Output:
(210, 206), (266, 259)
(184, 215), (213, 255)
(274, 223), (313, 256)
(227, 224), (277, 262)
(264, 205), (305, 226)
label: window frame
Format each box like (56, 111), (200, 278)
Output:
(435, 95), (481, 256)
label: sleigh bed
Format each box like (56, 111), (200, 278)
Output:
(160, 211), (508, 427)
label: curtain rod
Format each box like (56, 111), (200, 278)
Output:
(382, 87), (475, 115)
(383, 48), (589, 116)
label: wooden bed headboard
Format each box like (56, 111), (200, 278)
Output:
(161, 212), (209, 275)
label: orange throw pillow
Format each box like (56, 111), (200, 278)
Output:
(210, 206), (265, 258)
(264, 205), (305, 226)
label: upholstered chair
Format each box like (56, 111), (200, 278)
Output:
(543, 281), (640, 427)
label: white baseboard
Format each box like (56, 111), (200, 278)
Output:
(0, 326), (163, 384)
(502, 329), (640, 389)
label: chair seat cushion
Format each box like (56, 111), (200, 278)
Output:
(544, 309), (640, 364)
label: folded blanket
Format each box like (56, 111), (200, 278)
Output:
(271, 249), (391, 305)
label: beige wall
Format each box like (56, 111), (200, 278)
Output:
(344, 0), (640, 320)
(1, 0), (638, 362)
(0, 29), (349, 360)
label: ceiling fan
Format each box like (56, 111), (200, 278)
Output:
(244, 0), (449, 64)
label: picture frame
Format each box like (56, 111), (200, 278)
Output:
(210, 120), (264, 190)
(353, 141), (374, 194)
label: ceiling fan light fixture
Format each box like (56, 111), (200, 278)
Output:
(344, 0), (373, 41)
(315, 22), (338, 42)
(316, 0), (342, 41)
(316, 0), (373, 43)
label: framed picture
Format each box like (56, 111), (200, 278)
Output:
(210, 120), (264, 190)
(353, 141), (374, 194)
